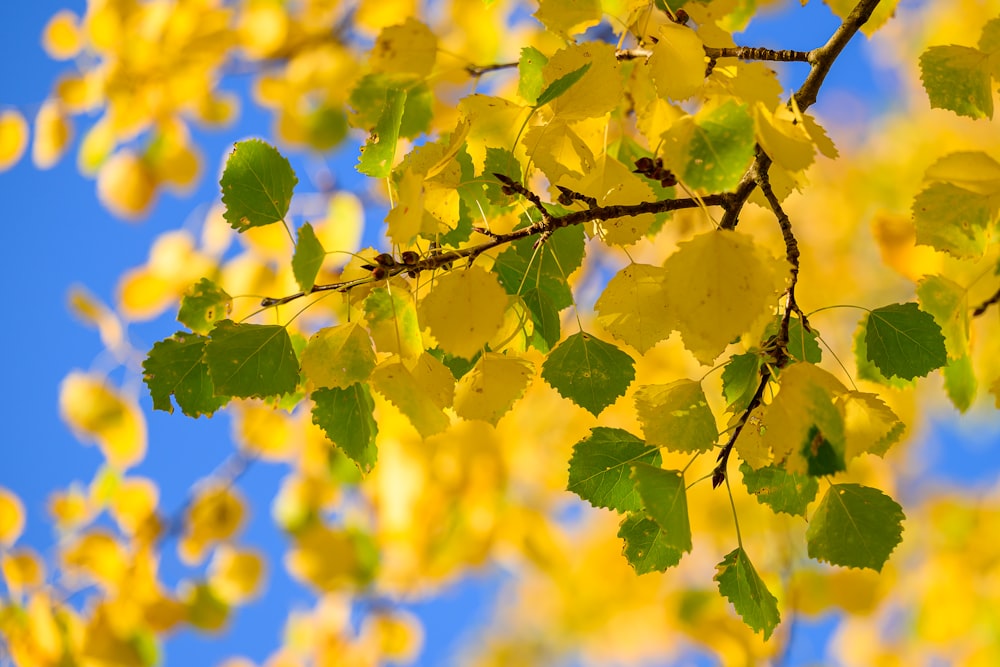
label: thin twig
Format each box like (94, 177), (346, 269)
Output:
(713, 368), (772, 488)
(972, 285), (1000, 317)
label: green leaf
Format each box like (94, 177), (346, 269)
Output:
(357, 87), (407, 177)
(740, 462), (818, 517)
(917, 274), (970, 358)
(292, 222), (326, 293)
(220, 139), (297, 231)
(634, 380), (717, 453)
(919, 45), (993, 120)
(765, 316), (822, 363)
(143, 332), (228, 418)
(853, 325), (915, 389)
(722, 352), (761, 412)
(631, 464), (692, 563)
(483, 147), (521, 205)
(912, 183), (992, 258)
(714, 547), (781, 640)
(521, 287), (561, 352)
(312, 384), (378, 472)
(863, 303), (947, 380)
(178, 278), (232, 335)
(205, 321), (300, 399)
(662, 101), (755, 192)
(542, 332), (636, 415)
(618, 513), (683, 575)
(492, 224), (586, 310)
(567, 427), (661, 512)
(535, 62), (592, 107)
(943, 354), (977, 413)
(806, 483), (905, 571)
(348, 74), (432, 139)
(518, 46), (549, 104)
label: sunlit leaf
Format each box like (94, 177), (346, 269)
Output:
(534, 0), (601, 37)
(618, 513), (682, 575)
(595, 264), (672, 353)
(419, 265), (509, 359)
(567, 427), (660, 512)
(806, 483), (905, 571)
(453, 353), (534, 425)
(60, 372), (147, 469)
(208, 546), (266, 605)
(369, 18), (437, 78)
(493, 225), (585, 310)
(740, 462), (817, 517)
(357, 87), (407, 177)
(919, 45), (993, 119)
(364, 286), (423, 362)
(0, 487), (25, 547)
(862, 303), (947, 380)
(647, 22), (705, 101)
(631, 464), (692, 564)
(300, 322), (377, 390)
(144, 332), (227, 417)
(634, 380), (717, 453)
(0, 109), (29, 171)
(292, 222), (326, 293)
(371, 356), (452, 438)
(178, 278), (232, 335)
(518, 46), (548, 104)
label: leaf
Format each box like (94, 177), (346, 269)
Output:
(0, 487), (25, 547)
(419, 265), (509, 359)
(357, 87), (407, 178)
(740, 462), (818, 517)
(631, 464), (692, 564)
(661, 101), (755, 192)
(483, 147), (521, 205)
(542, 332), (636, 416)
(634, 380), (717, 453)
(917, 275), (970, 359)
(493, 224), (585, 310)
(567, 427), (661, 512)
(563, 156), (657, 246)
(368, 18), (437, 78)
(364, 287), (423, 362)
(661, 230), (784, 364)
(205, 321), (300, 399)
(453, 353), (534, 425)
(919, 45), (993, 120)
(521, 119), (595, 182)
(371, 356), (452, 438)
(177, 278), (232, 335)
(292, 222), (326, 293)
(618, 514), (682, 575)
(722, 352), (761, 412)
(836, 391), (904, 459)
(943, 354), (977, 413)
(714, 547), (781, 640)
(822, 0), (899, 36)
(535, 62), (592, 108)
(753, 101), (816, 172)
(544, 43), (622, 120)
(924, 151), (1000, 195)
(806, 483), (905, 572)
(144, 332), (228, 418)
(912, 182), (993, 258)
(595, 264), (673, 353)
(534, 0), (601, 38)
(0, 109), (29, 171)
(521, 287), (561, 352)
(647, 21), (705, 101)
(300, 322), (377, 389)
(312, 384), (378, 472)
(220, 139), (297, 231)
(518, 46), (549, 104)
(863, 303), (947, 380)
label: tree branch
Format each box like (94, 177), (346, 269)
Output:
(972, 285), (1000, 317)
(720, 0), (883, 231)
(713, 368), (771, 488)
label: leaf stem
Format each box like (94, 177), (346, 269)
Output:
(724, 475), (743, 549)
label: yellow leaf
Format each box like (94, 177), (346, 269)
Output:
(26, 593), (64, 662)
(58, 372), (147, 469)
(754, 101), (815, 172)
(109, 476), (159, 536)
(235, 403), (296, 461)
(871, 213), (942, 281)
(0, 109), (29, 171)
(97, 149), (158, 220)
(77, 115), (116, 175)
(301, 322), (377, 390)
(179, 486), (246, 565)
(458, 94), (529, 170)
(2, 548), (46, 598)
(454, 353), (535, 425)
(31, 100), (73, 169)
(209, 546), (266, 604)
(566, 155), (657, 245)
(371, 356), (452, 438)
(361, 610), (424, 662)
(534, 0), (601, 37)
(0, 486), (25, 546)
(924, 151), (1000, 195)
(522, 120), (595, 183)
(545, 42), (623, 120)
(314, 192), (364, 259)
(42, 9), (83, 60)
(837, 391), (904, 460)
(61, 530), (128, 591)
(385, 168), (431, 246)
(661, 230), (784, 364)
(647, 22), (705, 101)
(284, 525), (372, 591)
(48, 485), (92, 531)
(369, 17), (437, 78)
(181, 582), (229, 633)
(237, 2), (289, 59)
(68, 284), (124, 350)
(365, 285), (423, 362)
(595, 263), (673, 353)
(420, 266), (509, 359)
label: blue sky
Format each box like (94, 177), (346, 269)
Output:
(2, 1), (999, 666)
